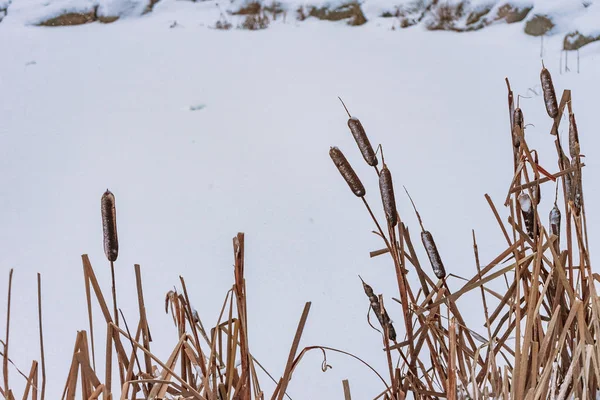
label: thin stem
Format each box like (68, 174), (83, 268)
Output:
(110, 261), (119, 327)
(37, 273), (46, 400)
(361, 197), (392, 251)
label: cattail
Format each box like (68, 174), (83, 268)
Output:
(339, 98), (378, 167)
(421, 231), (446, 279)
(541, 66), (559, 119)
(101, 189), (119, 262)
(348, 118), (378, 167)
(512, 108), (523, 148)
(563, 154), (572, 200)
(518, 193), (535, 238)
(329, 147), (365, 197)
(569, 113), (580, 159)
(571, 158), (582, 216)
(549, 204), (561, 250)
(360, 277), (396, 341)
(533, 152), (541, 205)
(379, 165), (398, 226)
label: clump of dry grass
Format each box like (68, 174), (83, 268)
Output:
(1, 66), (598, 399)
(328, 66), (599, 398)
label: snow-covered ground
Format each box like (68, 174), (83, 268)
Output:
(1, 9), (600, 399)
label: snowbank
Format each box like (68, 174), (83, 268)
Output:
(0, 0), (598, 47)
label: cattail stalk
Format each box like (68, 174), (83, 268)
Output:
(549, 204), (561, 251)
(518, 193), (535, 238)
(379, 165), (398, 226)
(569, 113), (580, 159)
(101, 189), (120, 326)
(339, 98), (378, 167)
(329, 147), (365, 197)
(421, 231), (446, 279)
(102, 190), (119, 262)
(513, 108), (523, 148)
(571, 159), (582, 216)
(360, 277), (396, 341)
(533, 151), (541, 205)
(541, 66), (559, 119)
(404, 187), (446, 279)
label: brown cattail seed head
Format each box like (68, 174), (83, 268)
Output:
(512, 108), (523, 148)
(379, 165), (398, 227)
(549, 204), (561, 249)
(101, 190), (119, 262)
(571, 158), (582, 216)
(569, 113), (580, 159)
(347, 117), (378, 167)
(421, 231), (446, 279)
(360, 278), (396, 341)
(534, 152), (541, 205)
(518, 193), (535, 238)
(329, 147), (365, 197)
(541, 67), (559, 119)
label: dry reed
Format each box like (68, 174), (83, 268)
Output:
(3, 66), (600, 400)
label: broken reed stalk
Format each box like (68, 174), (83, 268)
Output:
(342, 379), (352, 400)
(274, 302), (311, 400)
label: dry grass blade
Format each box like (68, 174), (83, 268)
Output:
(274, 302), (311, 400)
(342, 379), (352, 400)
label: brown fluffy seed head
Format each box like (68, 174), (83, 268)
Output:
(564, 166), (573, 204)
(361, 279), (375, 298)
(533, 152), (541, 205)
(379, 165), (398, 227)
(512, 108), (523, 147)
(329, 147), (366, 197)
(421, 231), (446, 279)
(518, 193), (535, 238)
(348, 118), (378, 167)
(549, 204), (561, 244)
(569, 113), (580, 159)
(571, 158), (582, 216)
(541, 67), (559, 119)
(386, 320), (397, 342)
(360, 278), (396, 341)
(101, 189), (119, 262)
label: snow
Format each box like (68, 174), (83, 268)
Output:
(568, 1), (600, 38)
(1, 5), (600, 400)
(0, 0), (598, 36)
(97, 0), (148, 19)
